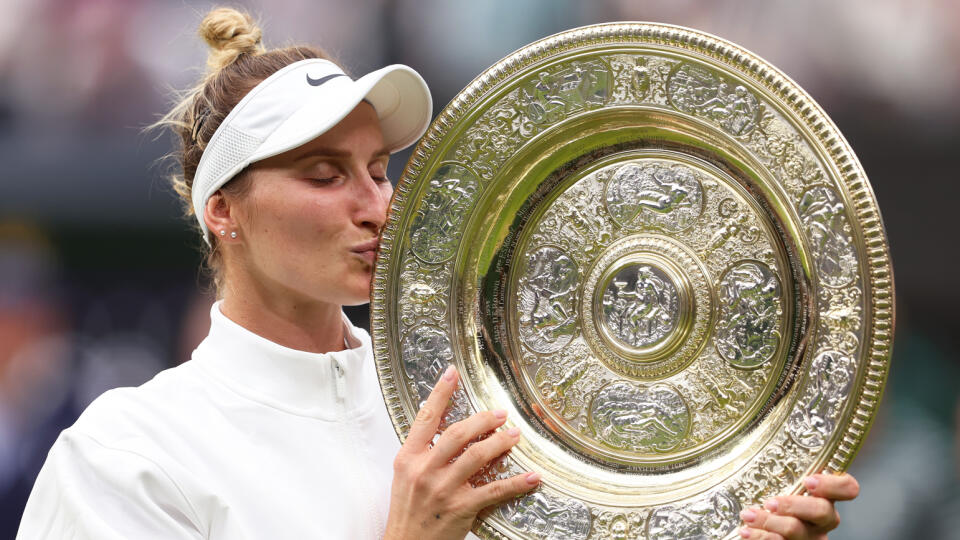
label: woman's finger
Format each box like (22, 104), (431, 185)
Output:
(763, 495), (838, 530)
(430, 409), (509, 465)
(740, 507), (809, 539)
(404, 365), (459, 451)
(738, 526), (785, 540)
(469, 471), (541, 512)
(446, 426), (520, 482)
(803, 473), (859, 502)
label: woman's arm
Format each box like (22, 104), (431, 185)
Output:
(738, 473), (860, 539)
(384, 365), (540, 540)
(18, 430), (204, 540)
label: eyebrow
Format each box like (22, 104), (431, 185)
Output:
(294, 147), (391, 162)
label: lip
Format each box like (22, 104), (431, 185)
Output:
(351, 239), (380, 265)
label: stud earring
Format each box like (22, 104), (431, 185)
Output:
(219, 230), (226, 237)
(230, 231), (238, 239)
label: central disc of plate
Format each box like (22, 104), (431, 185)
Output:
(582, 234), (710, 380)
(598, 260), (682, 352)
(506, 152), (788, 467)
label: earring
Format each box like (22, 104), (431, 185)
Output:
(219, 230), (226, 236)
(230, 231), (238, 239)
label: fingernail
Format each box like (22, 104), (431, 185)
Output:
(507, 427), (521, 438)
(739, 527), (751, 538)
(525, 472), (541, 484)
(740, 509), (756, 523)
(493, 409), (508, 419)
(442, 364), (456, 382)
(764, 499), (779, 513)
(804, 476), (820, 490)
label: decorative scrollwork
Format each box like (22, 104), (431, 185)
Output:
(410, 162), (480, 264)
(788, 350), (855, 449)
(399, 325), (453, 408)
(797, 186), (857, 288)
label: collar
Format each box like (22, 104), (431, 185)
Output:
(192, 301), (376, 419)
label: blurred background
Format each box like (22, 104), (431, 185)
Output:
(1, 0), (957, 537)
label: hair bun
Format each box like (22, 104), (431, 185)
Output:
(199, 7), (265, 72)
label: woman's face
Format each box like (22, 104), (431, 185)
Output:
(227, 102), (392, 307)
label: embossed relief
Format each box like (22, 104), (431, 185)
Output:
(747, 130), (826, 197)
(608, 54), (677, 107)
(604, 162), (704, 232)
(667, 63), (765, 136)
(601, 264), (680, 349)
(788, 350), (855, 449)
(734, 437), (810, 504)
(715, 261), (783, 369)
(703, 198), (761, 257)
(410, 163), (480, 264)
(797, 186), (857, 288)
(400, 325), (454, 408)
(518, 246), (580, 353)
(686, 356), (757, 440)
(645, 491), (741, 540)
(594, 510), (644, 540)
(534, 341), (603, 422)
(451, 60), (611, 181)
(500, 491), (592, 540)
(589, 382), (690, 453)
(398, 258), (449, 328)
(819, 286), (864, 354)
(520, 60), (611, 127)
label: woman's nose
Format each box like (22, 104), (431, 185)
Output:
(353, 173), (390, 231)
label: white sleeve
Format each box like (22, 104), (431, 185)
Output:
(17, 430), (204, 540)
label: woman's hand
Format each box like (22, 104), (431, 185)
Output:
(384, 365), (541, 540)
(739, 473), (860, 539)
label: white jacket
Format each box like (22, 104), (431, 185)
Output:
(18, 303), (401, 539)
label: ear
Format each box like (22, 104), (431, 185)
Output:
(202, 191), (238, 242)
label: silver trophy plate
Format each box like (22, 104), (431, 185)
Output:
(371, 22), (894, 540)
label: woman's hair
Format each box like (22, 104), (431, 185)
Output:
(155, 7), (336, 294)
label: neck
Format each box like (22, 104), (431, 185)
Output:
(220, 280), (345, 355)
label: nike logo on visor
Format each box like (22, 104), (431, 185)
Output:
(306, 73), (347, 86)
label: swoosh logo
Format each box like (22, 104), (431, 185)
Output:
(306, 73), (346, 87)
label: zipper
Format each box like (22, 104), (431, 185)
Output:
(332, 358), (347, 402)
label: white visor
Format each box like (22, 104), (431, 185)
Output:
(191, 58), (432, 242)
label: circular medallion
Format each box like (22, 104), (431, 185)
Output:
(372, 22), (894, 540)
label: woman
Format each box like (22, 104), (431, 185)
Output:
(19, 8), (858, 540)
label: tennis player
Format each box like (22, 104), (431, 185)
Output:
(18, 8), (858, 540)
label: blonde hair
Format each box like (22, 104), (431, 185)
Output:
(154, 7), (337, 294)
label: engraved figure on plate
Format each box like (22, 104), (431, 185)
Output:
(499, 491), (592, 540)
(604, 162), (703, 231)
(589, 382), (690, 453)
(715, 261), (782, 369)
(518, 246), (580, 353)
(667, 63), (762, 136)
(409, 163), (480, 264)
(519, 60), (611, 126)
(400, 325), (454, 407)
(646, 491), (741, 540)
(788, 350), (855, 449)
(797, 186), (857, 287)
(601, 264), (679, 348)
